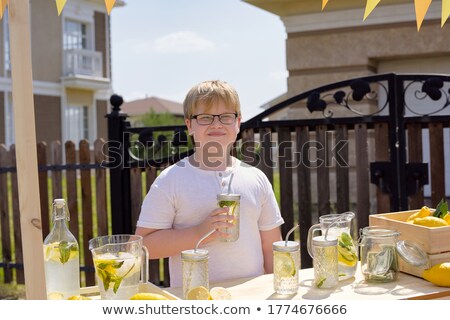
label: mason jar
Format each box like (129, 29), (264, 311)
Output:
(217, 194), (240, 242)
(181, 249), (209, 299)
(273, 240), (300, 294)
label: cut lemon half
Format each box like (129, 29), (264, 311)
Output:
(186, 286), (210, 300)
(209, 287), (232, 300)
(274, 252), (296, 278)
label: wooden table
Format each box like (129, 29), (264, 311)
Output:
(166, 265), (450, 300)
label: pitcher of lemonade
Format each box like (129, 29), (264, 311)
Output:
(307, 212), (358, 280)
(89, 235), (149, 300)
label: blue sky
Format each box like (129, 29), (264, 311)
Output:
(110, 0), (287, 120)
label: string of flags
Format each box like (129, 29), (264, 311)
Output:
(0, 0), (116, 18)
(0, 0), (449, 31)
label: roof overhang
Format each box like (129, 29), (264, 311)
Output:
(243, 0), (411, 17)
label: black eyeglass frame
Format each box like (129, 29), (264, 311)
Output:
(191, 113), (238, 125)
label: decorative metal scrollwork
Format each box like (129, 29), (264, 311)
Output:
(128, 128), (190, 163)
(307, 79), (389, 118)
(404, 77), (450, 116)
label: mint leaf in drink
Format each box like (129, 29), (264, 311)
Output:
(219, 200), (236, 208)
(59, 241), (71, 264)
(340, 232), (353, 247)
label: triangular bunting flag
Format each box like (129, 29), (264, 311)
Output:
(364, 0), (381, 20)
(0, 0), (9, 19)
(443, 0), (450, 27)
(56, 0), (67, 16)
(322, 0), (329, 10)
(105, 0), (116, 15)
(414, 0), (432, 31)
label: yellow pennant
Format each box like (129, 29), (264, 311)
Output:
(56, 0), (67, 16)
(443, 0), (450, 27)
(363, 0), (381, 20)
(322, 0), (329, 10)
(0, 0), (9, 19)
(414, 0), (432, 31)
(105, 0), (116, 15)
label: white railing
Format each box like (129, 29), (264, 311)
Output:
(64, 49), (103, 77)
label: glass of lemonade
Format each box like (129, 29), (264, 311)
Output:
(181, 249), (209, 300)
(89, 235), (148, 300)
(273, 241), (300, 295)
(217, 194), (240, 242)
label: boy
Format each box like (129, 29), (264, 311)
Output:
(136, 80), (284, 287)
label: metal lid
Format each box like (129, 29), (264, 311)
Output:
(396, 240), (430, 269)
(312, 235), (338, 247)
(181, 249), (209, 261)
(217, 194), (240, 201)
(273, 240), (299, 252)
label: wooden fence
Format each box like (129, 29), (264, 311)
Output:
(0, 138), (168, 287)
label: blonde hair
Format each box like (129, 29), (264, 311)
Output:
(183, 80), (241, 119)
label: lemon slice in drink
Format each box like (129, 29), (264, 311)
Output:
(186, 286), (210, 300)
(338, 246), (357, 266)
(274, 252), (296, 277)
(209, 287), (232, 300)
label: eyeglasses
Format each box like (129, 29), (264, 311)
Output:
(191, 113), (238, 125)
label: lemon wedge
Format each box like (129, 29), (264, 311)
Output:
(130, 292), (168, 300)
(67, 295), (92, 300)
(209, 287), (232, 300)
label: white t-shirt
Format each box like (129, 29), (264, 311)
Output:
(137, 156), (284, 287)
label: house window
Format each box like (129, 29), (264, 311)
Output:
(5, 93), (15, 147)
(3, 9), (11, 75)
(64, 20), (87, 50)
(66, 105), (89, 143)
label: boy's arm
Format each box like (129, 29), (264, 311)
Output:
(136, 207), (232, 259)
(260, 227), (282, 274)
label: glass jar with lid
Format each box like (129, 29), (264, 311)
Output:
(359, 226), (429, 282)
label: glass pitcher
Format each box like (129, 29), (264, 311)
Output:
(89, 234), (149, 300)
(307, 212), (358, 280)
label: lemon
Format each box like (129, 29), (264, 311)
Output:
(274, 252), (296, 278)
(68, 295), (92, 300)
(47, 292), (64, 300)
(130, 293), (168, 300)
(338, 248), (358, 267)
(413, 216), (449, 227)
(186, 286), (210, 300)
(422, 263), (450, 287)
(444, 213), (450, 225)
(406, 206), (431, 222)
(209, 287), (232, 300)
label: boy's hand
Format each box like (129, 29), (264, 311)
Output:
(196, 207), (234, 244)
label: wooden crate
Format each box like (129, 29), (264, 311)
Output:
(369, 210), (450, 277)
(80, 282), (181, 300)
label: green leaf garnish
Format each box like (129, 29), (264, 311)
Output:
(433, 199), (448, 219)
(59, 241), (72, 264)
(94, 260), (135, 294)
(219, 200), (236, 208)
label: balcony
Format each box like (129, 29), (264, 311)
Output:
(62, 49), (110, 90)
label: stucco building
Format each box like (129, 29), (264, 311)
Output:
(0, 0), (124, 147)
